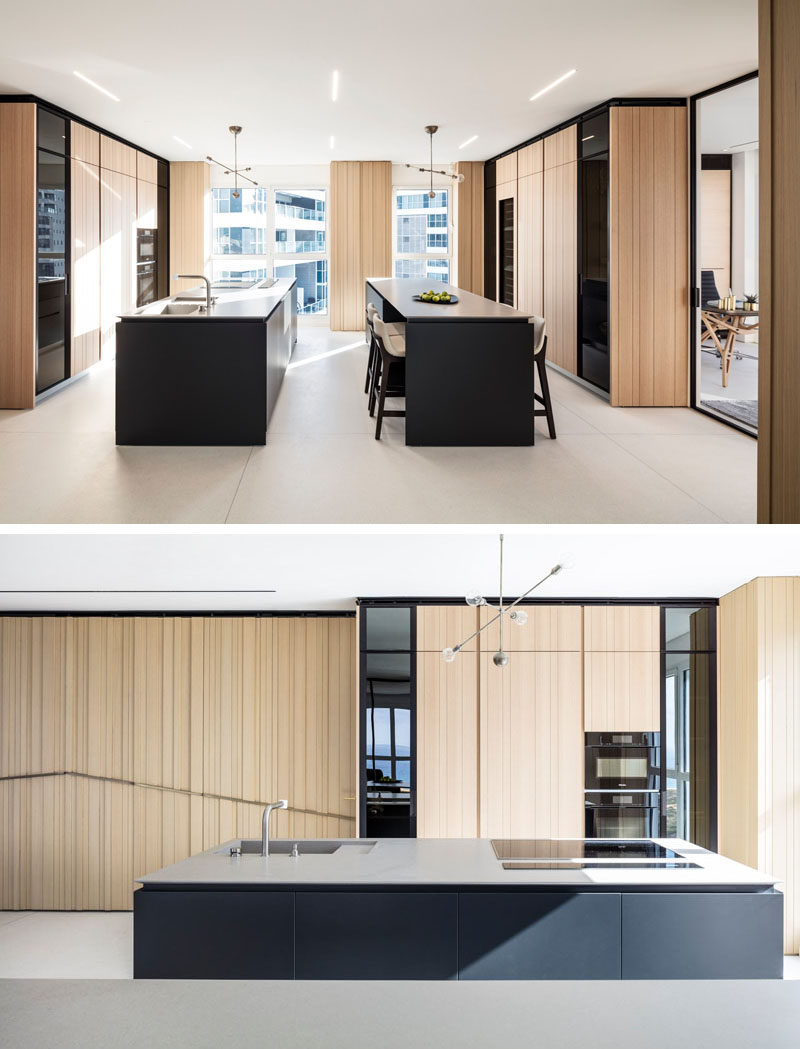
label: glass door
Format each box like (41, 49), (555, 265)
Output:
(36, 109), (69, 394)
(578, 111), (609, 391)
(691, 74), (759, 434)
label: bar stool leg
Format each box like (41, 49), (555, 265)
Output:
(535, 351), (557, 439)
(375, 355), (390, 440)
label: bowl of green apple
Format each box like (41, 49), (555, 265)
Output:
(412, 289), (458, 304)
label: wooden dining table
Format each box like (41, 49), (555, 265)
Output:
(700, 303), (759, 387)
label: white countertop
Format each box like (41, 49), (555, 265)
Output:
(120, 277), (295, 321)
(137, 837), (779, 890)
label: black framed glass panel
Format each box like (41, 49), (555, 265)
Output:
(578, 111), (609, 391)
(37, 109), (67, 155)
(36, 146), (68, 393)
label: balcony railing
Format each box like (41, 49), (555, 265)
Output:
(275, 202), (325, 222)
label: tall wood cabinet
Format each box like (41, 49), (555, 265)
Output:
(70, 123), (101, 374)
(543, 127), (578, 374)
(583, 606), (660, 732)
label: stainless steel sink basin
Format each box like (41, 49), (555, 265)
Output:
(159, 302), (202, 315)
(221, 839), (377, 856)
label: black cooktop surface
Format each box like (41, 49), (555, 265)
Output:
(492, 839), (683, 861)
(501, 860), (700, 870)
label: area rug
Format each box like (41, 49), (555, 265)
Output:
(701, 398), (758, 429)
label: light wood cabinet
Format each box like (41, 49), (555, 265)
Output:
(70, 122), (99, 166)
(517, 171), (544, 317)
(137, 177), (158, 229)
(544, 125), (577, 169)
(136, 151), (158, 185)
(100, 134), (136, 176)
(100, 168), (137, 357)
(583, 650), (660, 732)
(0, 102), (36, 409)
(70, 157), (101, 374)
(479, 604), (582, 652)
(417, 651), (479, 837)
(169, 161), (211, 295)
(480, 651), (583, 838)
(454, 161), (484, 294)
(417, 606), (479, 652)
(543, 157), (578, 373)
(609, 106), (688, 406)
(518, 141), (543, 178)
(583, 605), (660, 651)
(496, 151), (518, 185)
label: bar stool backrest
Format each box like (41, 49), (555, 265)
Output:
(373, 315), (405, 358)
(529, 315), (546, 355)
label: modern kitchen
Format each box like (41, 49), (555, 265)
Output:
(1, 530), (800, 1046)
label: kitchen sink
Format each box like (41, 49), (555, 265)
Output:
(222, 839), (376, 856)
(159, 302), (203, 315)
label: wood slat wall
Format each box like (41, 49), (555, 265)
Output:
(70, 155), (102, 375)
(609, 106), (689, 406)
(0, 615), (356, 910)
(454, 161), (484, 293)
(758, 0), (800, 522)
(543, 155), (578, 373)
(169, 161), (210, 295)
(329, 161), (391, 330)
(517, 170), (544, 317)
(718, 577), (800, 953)
(0, 102), (36, 409)
(99, 168), (137, 359)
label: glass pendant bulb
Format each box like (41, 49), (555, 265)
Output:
(442, 646), (458, 663)
(510, 609), (528, 627)
(465, 591), (485, 607)
(553, 551), (575, 573)
(493, 650), (509, 668)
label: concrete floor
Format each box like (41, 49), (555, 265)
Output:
(0, 911), (798, 980)
(0, 327), (756, 523)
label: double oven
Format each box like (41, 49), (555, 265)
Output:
(136, 229), (158, 307)
(584, 732), (662, 837)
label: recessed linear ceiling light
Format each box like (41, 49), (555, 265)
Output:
(173, 135), (193, 150)
(331, 70), (339, 102)
(530, 68), (576, 102)
(73, 70), (119, 102)
(582, 134), (594, 142)
(723, 139), (759, 154)
(459, 134), (478, 150)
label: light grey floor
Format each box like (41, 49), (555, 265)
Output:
(699, 337), (758, 429)
(0, 328), (756, 523)
(1, 911), (798, 980)
(2, 978), (800, 1049)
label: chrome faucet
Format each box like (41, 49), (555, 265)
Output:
(173, 273), (212, 313)
(261, 799), (288, 857)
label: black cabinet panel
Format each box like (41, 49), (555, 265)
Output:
(459, 892), (621, 979)
(133, 890), (294, 979)
(621, 891), (784, 979)
(295, 892), (458, 980)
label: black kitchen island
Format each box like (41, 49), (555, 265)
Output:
(134, 837), (783, 981)
(115, 278), (296, 445)
(365, 278), (534, 446)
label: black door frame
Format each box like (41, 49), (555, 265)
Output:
(689, 70), (759, 438)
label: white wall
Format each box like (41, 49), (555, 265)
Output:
(731, 148), (759, 299)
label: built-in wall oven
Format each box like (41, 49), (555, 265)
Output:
(585, 732), (662, 837)
(136, 229), (158, 307)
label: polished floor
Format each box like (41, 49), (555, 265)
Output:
(1, 912), (798, 980)
(0, 328), (756, 523)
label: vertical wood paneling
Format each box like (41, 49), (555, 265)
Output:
(454, 161), (484, 293)
(70, 157), (101, 375)
(517, 171), (544, 317)
(496, 152), (518, 185)
(544, 126), (577, 169)
(70, 122), (99, 166)
(136, 151), (158, 185)
(583, 605), (660, 651)
(518, 141), (543, 178)
(100, 135), (136, 177)
(480, 651), (583, 839)
(330, 161), (391, 330)
(583, 651), (660, 732)
(100, 168), (137, 358)
(0, 102), (36, 409)
(1, 614), (356, 910)
(609, 106), (688, 406)
(479, 604), (582, 653)
(543, 158), (578, 373)
(758, 0), (800, 521)
(417, 651), (479, 837)
(169, 162), (210, 295)
(417, 606), (480, 652)
(719, 577), (800, 952)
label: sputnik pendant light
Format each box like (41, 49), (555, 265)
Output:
(206, 126), (258, 199)
(442, 535), (570, 668)
(405, 125), (465, 198)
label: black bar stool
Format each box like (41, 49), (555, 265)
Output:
(365, 304), (380, 395)
(371, 315), (406, 440)
(530, 316), (557, 440)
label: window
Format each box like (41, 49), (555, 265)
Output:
(393, 187), (451, 284)
(211, 185), (328, 315)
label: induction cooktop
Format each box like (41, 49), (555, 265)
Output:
(491, 839), (684, 861)
(501, 860), (700, 870)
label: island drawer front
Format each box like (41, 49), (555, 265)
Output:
(458, 892), (621, 980)
(133, 890), (294, 979)
(294, 891), (458, 980)
(621, 891), (784, 979)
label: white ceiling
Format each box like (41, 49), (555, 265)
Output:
(0, 528), (797, 612)
(699, 76), (758, 153)
(0, 0), (757, 164)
